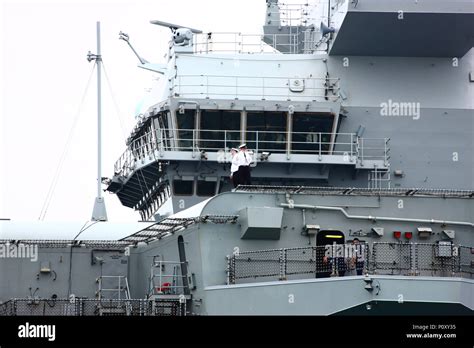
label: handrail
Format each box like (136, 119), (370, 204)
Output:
(149, 260), (189, 296)
(97, 275), (130, 300)
(192, 31), (327, 54)
(113, 127), (390, 177)
(226, 243), (474, 284)
(174, 74), (340, 101)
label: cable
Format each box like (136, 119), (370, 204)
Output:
(73, 220), (99, 241)
(38, 65), (97, 221)
(67, 221), (99, 296)
(102, 62), (128, 140)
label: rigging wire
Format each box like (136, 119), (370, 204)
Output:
(102, 62), (128, 140)
(67, 220), (99, 296)
(38, 65), (96, 221)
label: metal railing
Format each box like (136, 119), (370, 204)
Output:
(96, 276), (131, 300)
(148, 258), (188, 297)
(192, 31), (326, 55)
(174, 75), (340, 101)
(372, 243), (474, 277)
(233, 186), (474, 198)
(226, 242), (473, 284)
(190, 1), (334, 54)
(270, 1), (317, 27)
(227, 244), (369, 284)
(0, 298), (186, 316)
(114, 127), (390, 177)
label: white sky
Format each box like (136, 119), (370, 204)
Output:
(0, 0), (268, 222)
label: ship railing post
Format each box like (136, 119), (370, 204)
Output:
(318, 132), (322, 160)
(226, 255), (230, 285)
(159, 261), (163, 294)
(279, 248), (287, 281)
(226, 255), (235, 285)
(224, 130), (227, 152)
(256, 131), (259, 155)
(192, 129), (196, 158)
(159, 129), (163, 155)
(286, 110), (293, 160)
(350, 133), (354, 159)
(232, 254), (236, 284)
(372, 242), (377, 274)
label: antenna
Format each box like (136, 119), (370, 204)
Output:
(150, 20), (203, 34)
(119, 31), (149, 65)
(87, 22), (108, 222)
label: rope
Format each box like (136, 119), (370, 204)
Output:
(38, 65), (96, 221)
(102, 62), (128, 140)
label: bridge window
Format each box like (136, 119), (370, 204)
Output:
(197, 181), (216, 196)
(247, 112), (287, 152)
(292, 113), (334, 154)
(173, 180), (194, 196)
(177, 110), (195, 150)
(200, 110), (240, 150)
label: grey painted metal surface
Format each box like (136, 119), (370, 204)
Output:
(204, 276), (474, 315)
(1, 0), (473, 316)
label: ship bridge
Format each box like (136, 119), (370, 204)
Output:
(107, 59), (390, 220)
(105, 3), (395, 220)
(107, 94), (390, 220)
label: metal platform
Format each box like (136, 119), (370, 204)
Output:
(234, 185), (474, 198)
(0, 239), (130, 249)
(120, 215), (239, 244)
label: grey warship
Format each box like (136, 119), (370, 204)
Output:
(0, 0), (473, 316)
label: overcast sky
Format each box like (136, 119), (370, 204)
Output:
(0, 0), (268, 222)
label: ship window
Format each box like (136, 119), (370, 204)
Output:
(246, 112), (286, 152)
(292, 113), (334, 154)
(177, 110), (195, 150)
(200, 110), (240, 150)
(153, 113), (171, 150)
(197, 181), (216, 196)
(156, 112), (170, 130)
(173, 180), (194, 195)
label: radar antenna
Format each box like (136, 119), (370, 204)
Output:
(150, 20), (203, 34)
(150, 20), (203, 47)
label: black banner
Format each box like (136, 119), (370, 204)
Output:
(0, 315), (472, 346)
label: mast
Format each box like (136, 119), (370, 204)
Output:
(88, 21), (108, 221)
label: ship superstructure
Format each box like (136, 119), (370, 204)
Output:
(0, 0), (473, 316)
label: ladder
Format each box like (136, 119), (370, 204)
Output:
(96, 276), (131, 300)
(368, 166), (391, 189)
(96, 276), (132, 316)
